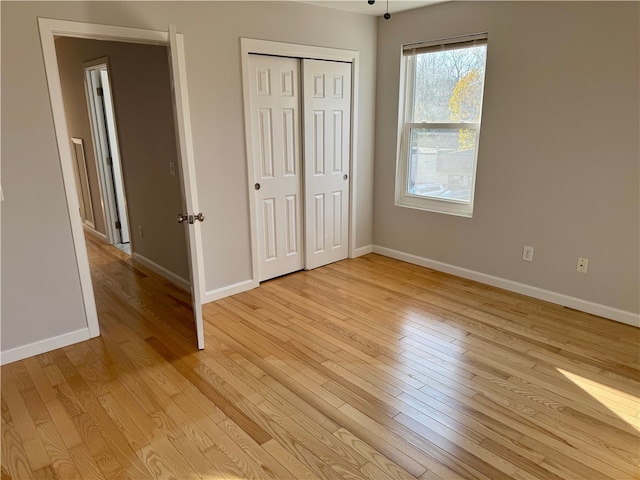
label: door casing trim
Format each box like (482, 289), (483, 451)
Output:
(37, 18), (203, 341)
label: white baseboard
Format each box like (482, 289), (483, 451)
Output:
(373, 246), (640, 328)
(0, 328), (91, 365)
(203, 279), (258, 304)
(132, 253), (190, 291)
(352, 244), (374, 258)
(83, 224), (107, 242)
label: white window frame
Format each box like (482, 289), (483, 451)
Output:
(395, 33), (488, 218)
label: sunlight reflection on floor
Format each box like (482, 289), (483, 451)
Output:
(556, 368), (640, 432)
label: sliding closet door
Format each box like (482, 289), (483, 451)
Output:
(248, 54), (304, 281)
(302, 59), (352, 270)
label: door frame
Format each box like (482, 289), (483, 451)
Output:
(38, 18), (205, 342)
(240, 38), (360, 283)
(83, 58), (130, 246)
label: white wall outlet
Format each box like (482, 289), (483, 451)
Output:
(169, 162), (176, 176)
(138, 225), (144, 238)
(577, 257), (588, 273)
(522, 245), (534, 262)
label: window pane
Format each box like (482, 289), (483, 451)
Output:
(412, 45), (486, 123)
(407, 128), (478, 203)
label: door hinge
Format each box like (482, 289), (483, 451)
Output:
(107, 156), (113, 166)
(115, 221), (121, 230)
(97, 87), (104, 97)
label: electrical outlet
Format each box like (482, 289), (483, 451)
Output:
(577, 257), (588, 274)
(522, 245), (534, 262)
(138, 225), (144, 238)
(169, 162), (175, 176)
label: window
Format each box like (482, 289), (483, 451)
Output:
(395, 33), (488, 217)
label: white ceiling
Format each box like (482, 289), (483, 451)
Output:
(302, 0), (445, 17)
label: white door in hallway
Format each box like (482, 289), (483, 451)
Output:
(302, 59), (352, 270)
(248, 55), (304, 281)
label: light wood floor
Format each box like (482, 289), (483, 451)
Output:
(2, 236), (639, 480)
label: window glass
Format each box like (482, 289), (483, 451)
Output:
(396, 37), (487, 217)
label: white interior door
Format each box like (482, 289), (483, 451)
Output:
(98, 68), (130, 244)
(86, 68), (121, 243)
(168, 25), (206, 349)
(248, 55), (304, 282)
(302, 59), (352, 270)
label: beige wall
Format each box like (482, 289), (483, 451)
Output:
(55, 37), (190, 280)
(373, 2), (639, 314)
(55, 38), (107, 235)
(1, 2), (377, 352)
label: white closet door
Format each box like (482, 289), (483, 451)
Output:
(248, 55), (304, 281)
(302, 59), (351, 270)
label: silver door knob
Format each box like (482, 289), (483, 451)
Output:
(195, 213), (205, 222)
(177, 213), (186, 224)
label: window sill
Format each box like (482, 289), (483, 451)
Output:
(395, 194), (474, 218)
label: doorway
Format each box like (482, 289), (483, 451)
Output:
(241, 39), (360, 284)
(39, 19), (206, 349)
(84, 60), (131, 252)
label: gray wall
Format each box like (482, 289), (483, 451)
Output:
(55, 37), (189, 281)
(55, 38), (107, 235)
(1, 1), (376, 352)
(373, 1), (639, 314)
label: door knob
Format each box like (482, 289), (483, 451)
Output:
(255, 183), (261, 190)
(177, 213), (205, 224)
(343, 174), (348, 180)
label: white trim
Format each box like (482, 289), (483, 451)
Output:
(1, 329), (91, 366)
(240, 44), (260, 286)
(349, 58), (360, 259)
(203, 279), (258, 304)
(82, 224), (107, 242)
(242, 38), (359, 63)
(373, 246), (640, 328)
(353, 245), (373, 257)
(38, 18), (101, 338)
(39, 18), (167, 45)
(240, 38), (360, 282)
(132, 252), (190, 292)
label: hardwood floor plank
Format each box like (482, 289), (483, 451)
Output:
(338, 403), (497, 480)
(256, 399), (369, 474)
(31, 466), (55, 480)
(333, 427), (419, 480)
(167, 432), (225, 478)
(136, 443), (179, 480)
(70, 413), (123, 479)
(146, 336), (272, 445)
(261, 439), (322, 480)
(68, 443), (106, 480)
(6, 362), (35, 392)
(36, 420), (82, 480)
(1, 420), (34, 480)
(1, 371), (52, 471)
(218, 418), (295, 480)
